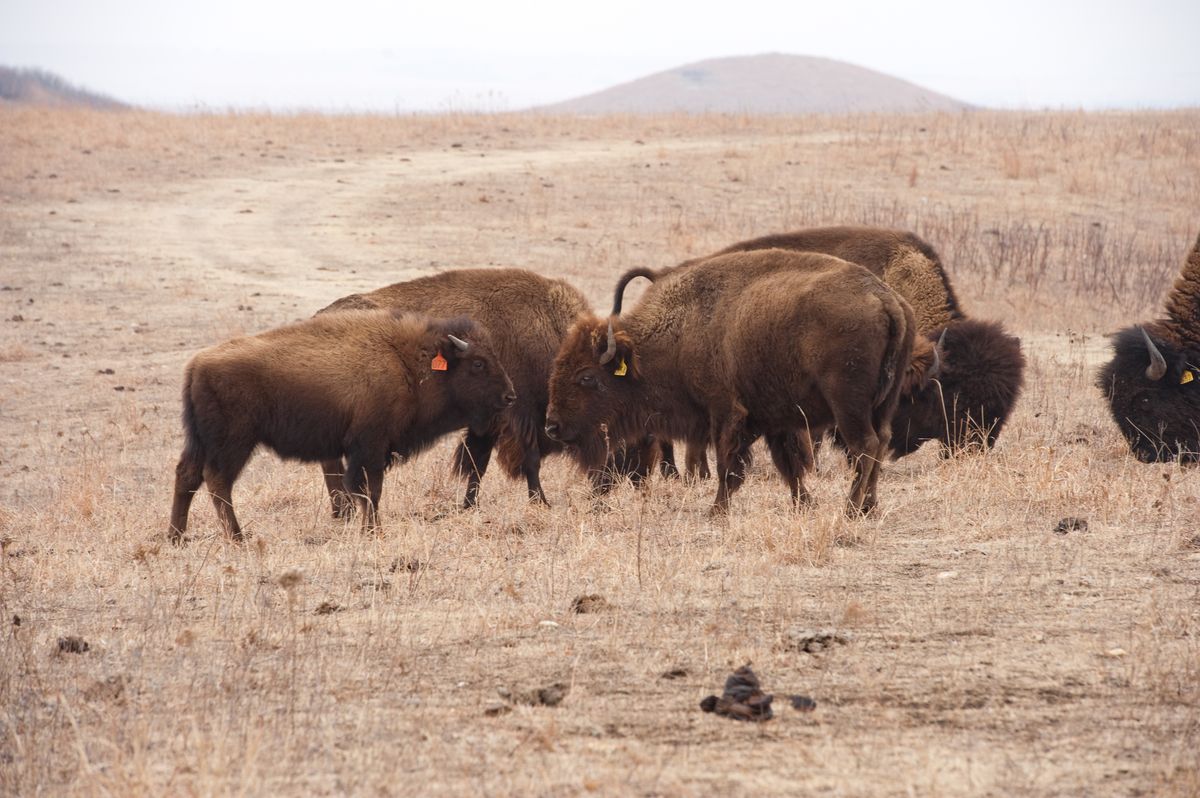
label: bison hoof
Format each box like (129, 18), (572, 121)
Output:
(844, 501), (876, 519)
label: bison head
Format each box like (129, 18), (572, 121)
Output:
(1097, 325), (1200, 462)
(890, 319), (1025, 457)
(545, 315), (640, 469)
(431, 320), (516, 433)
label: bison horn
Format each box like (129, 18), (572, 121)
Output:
(447, 334), (470, 353)
(1140, 326), (1166, 381)
(598, 318), (617, 365)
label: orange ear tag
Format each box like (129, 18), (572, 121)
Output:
(613, 358), (628, 377)
(431, 351), (448, 371)
(1182, 370), (1195, 385)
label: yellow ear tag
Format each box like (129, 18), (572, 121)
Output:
(1181, 370), (1194, 385)
(613, 358), (628, 377)
(431, 351), (448, 371)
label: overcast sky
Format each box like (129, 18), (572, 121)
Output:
(3, 0), (1199, 111)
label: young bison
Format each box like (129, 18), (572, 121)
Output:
(1097, 232), (1200, 462)
(168, 310), (515, 542)
(546, 250), (923, 516)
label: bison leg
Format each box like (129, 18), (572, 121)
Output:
(203, 462), (248, 542)
(711, 414), (753, 516)
(766, 429), (814, 508)
(862, 424), (893, 512)
(344, 453), (387, 532)
(168, 447), (205, 544)
(685, 441), (711, 481)
(321, 458), (354, 520)
(455, 431), (495, 509)
(657, 440), (680, 478)
(836, 415), (883, 516)
(624, 438), (659, 489)
(520, 445), (549, 506)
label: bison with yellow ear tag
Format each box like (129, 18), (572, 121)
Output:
(1098, 231), (1200, 462)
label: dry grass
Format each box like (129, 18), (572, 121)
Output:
(1, 107), (1198, 796)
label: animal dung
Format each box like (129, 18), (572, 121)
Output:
(313, 601), (342, 615)
(699, 665), (774, 722)
(782, 628), (851, 654)
(56, 636), (89, 654)
(570, 593), (609, 613)
(1054, 517), (1088, 535)
(496, 682), (569, 707)
(790, 695), (818, 712)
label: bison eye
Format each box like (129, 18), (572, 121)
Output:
(472, 359), (485, 371)
(579, 373), (597, 388)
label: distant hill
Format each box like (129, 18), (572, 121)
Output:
(0, 66), (127, 109)
(540, 53), (970, 114)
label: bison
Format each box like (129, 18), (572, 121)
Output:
(168, 310), (515, 542)
(545, 249), (929, 516)
(613, 226), (1025, 465)
(1097, 232), (1200, 462)
(317, 269), (591, 510)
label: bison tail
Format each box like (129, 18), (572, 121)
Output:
(874, 305), (906, 410)
(611, 267), (660, 316)
(178, 364), (206, 467)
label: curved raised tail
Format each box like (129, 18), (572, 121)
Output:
(611, 267), (660, 316)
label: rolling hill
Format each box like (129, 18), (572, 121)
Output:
(0, 66), (127, 109)
(540, 53), (970, 114)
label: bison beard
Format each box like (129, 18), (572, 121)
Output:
(167, 310), (515, 542)
(547, 250), (918, 516)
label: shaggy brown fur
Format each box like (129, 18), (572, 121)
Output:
(1160, 232), (1200, 351)
(168, 310), (515, 541)
(317, 269), (589, 509)
(613, 226), (1024, 464)
(547, 250), (918, 516)
(1098, 232), (1200, 461)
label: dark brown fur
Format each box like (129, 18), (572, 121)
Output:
(547, 250), (918, 516)
(613, 226), (1025, 464)
(1098, 232), (1200, 461)
(168, 310), (514, 541)
(317, 269), (588, 509)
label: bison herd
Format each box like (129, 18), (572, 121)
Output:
(167, 225), (1200, 541)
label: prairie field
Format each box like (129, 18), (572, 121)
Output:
(1, 107), (1198, 796)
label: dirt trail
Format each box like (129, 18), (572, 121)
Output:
(0, 134), (737, 499)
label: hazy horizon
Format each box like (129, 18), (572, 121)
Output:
(4, 0), (1199, 112)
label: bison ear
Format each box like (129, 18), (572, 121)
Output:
(434, 333), (472, 364)
(591, 320), (638, 378)
(607, 332), (638, 379)
(903, 335), (939, 394)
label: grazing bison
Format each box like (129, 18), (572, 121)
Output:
(546, 249), (927, 516)
(168, 310), (515, 542)
(317, 269), (592, 510)
(613, 226), (1025, 464)
(1097, 232), (1200, 462)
